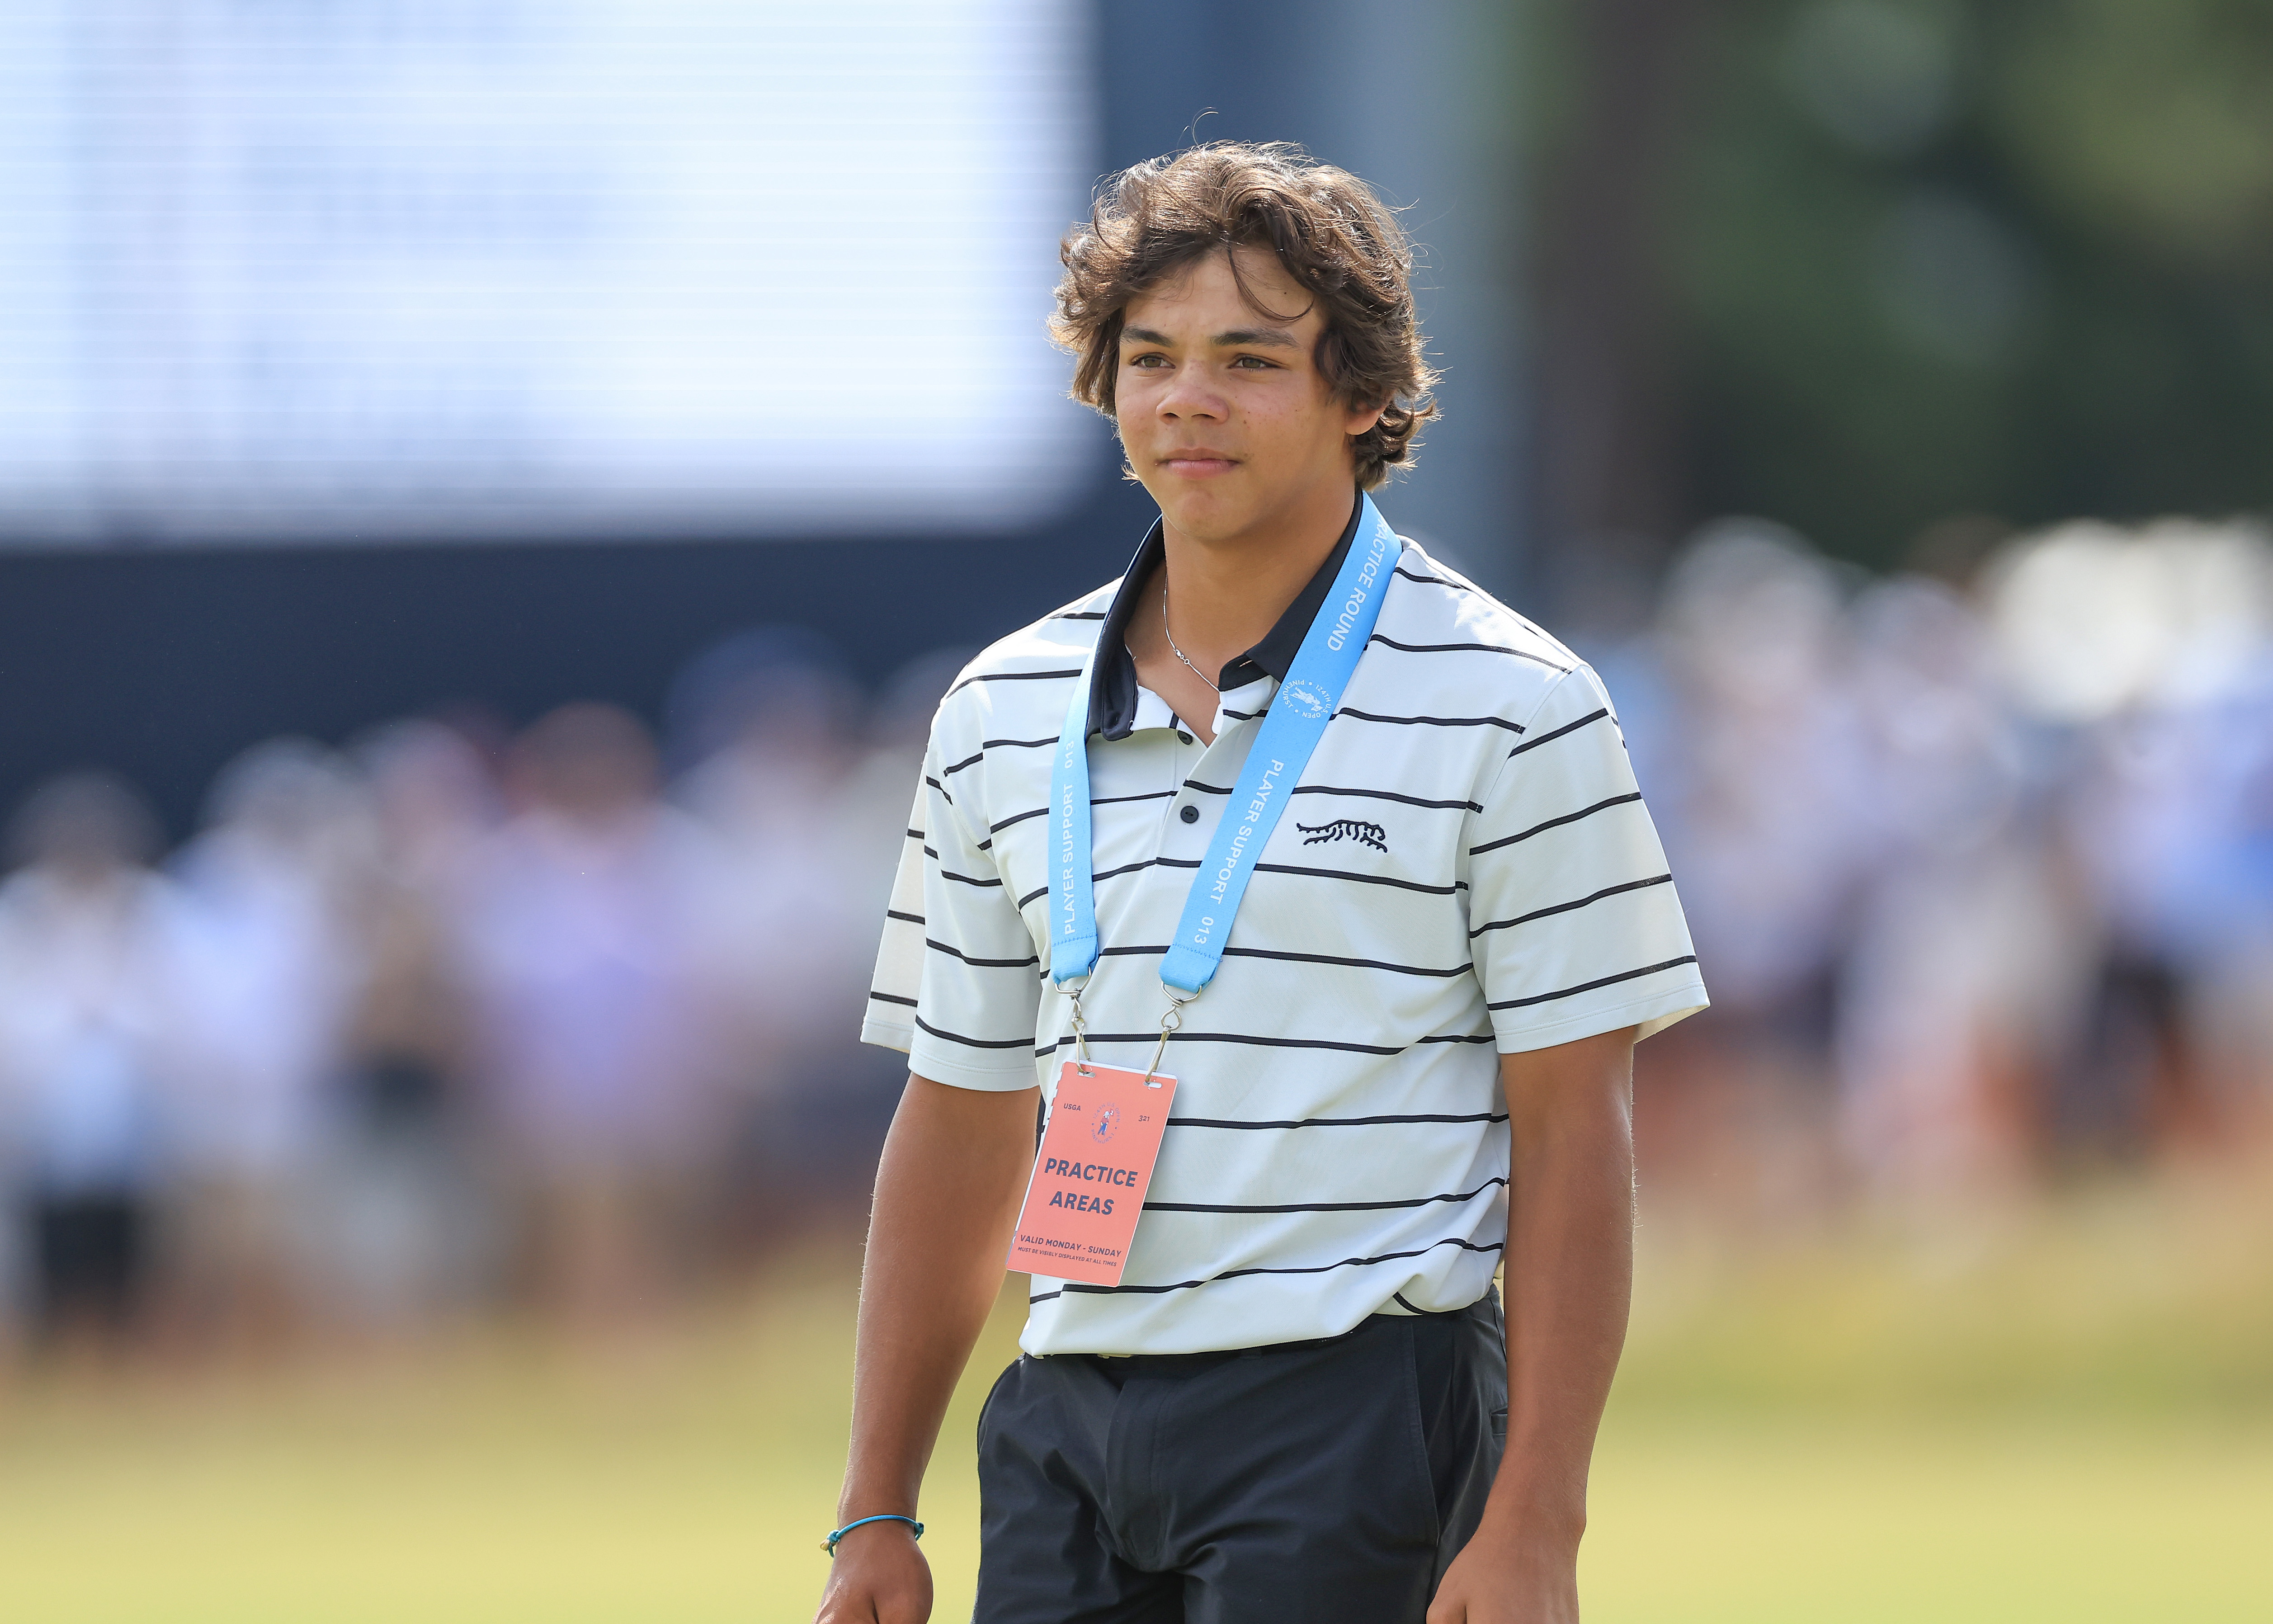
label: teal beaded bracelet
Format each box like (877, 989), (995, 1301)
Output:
(823, 1513), (925, 1556)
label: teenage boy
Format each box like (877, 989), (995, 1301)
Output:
(816, 142), (1707, 1624)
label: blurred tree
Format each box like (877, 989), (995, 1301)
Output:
(1528, 0), (2273, 569)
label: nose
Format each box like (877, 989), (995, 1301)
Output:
(1156, 367), (1226, 423)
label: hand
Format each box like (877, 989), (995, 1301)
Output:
(1426, 1529), (1581, 1624)
(812, 1522), (932, 1624)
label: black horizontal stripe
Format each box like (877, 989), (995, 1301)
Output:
(1394, 566), (1457, 587)
(940, 748), (986, 776)
(1468, 792), (1641, 855)
(1470, 873), (1673, 939)
(1058, 1235), (1505, 1297)
(1037, 1029), (1471, 1057)
(1088, 943), (1471, 977)
(982, 736), (1058, 751)
(1254, 861), (1462, 895)
(1098, 854), (1198, 884)
(940, 868), (1003, 889)
(1220, 706), (1266, 721)
(990, 806), (1047, 835)
(1052, 610), (1108, 621)
(867, 991), (917, 1008)
(923, 775), (953, 803)
(1169, 1109), (1509, 1130)
(1093, 789), (1176, 807)
(1417, 1032), (1495, 1045)
(1337, 707), (1525, 733)
(914, 1015), (1033, 1050)
(904, 827), (923, 840)
(1368, 633), (1570, 672)
(921, 844), (938, 858)
(1487, 954), (1700, 1011)
(1224, 946), (1471, 977)
(1183, 779), (1234, 794)
(1146, 1177), (1505, 1215)
(926, 938), (1039, 969)
(1506, 708), (1609, 758)
(1290, 784), (1481, 812)
(886, 909), (924, 926)
(1015, 855), (1201, 909)
(945, 666), (1083, 696)
(1095, 937), (1482, 973)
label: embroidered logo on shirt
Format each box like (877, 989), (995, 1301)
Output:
(1279, 680), (1332, 719)
(1297, 818), (1388, 852)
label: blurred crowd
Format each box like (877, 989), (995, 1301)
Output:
(6, 514), (2273, 1354)
(0, 630), (967, 1355)
(1577, 515), (2273, 1220)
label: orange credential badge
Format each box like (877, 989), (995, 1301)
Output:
(1006, 1061), (1178, 1288)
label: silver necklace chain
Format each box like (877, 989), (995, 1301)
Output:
(1159, 581), (1221, 693)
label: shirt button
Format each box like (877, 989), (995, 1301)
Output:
(1179, 804), (1200, 824)
(1177, 730), (1193, 745)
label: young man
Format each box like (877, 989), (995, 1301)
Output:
(817, 143), (1707, 1624)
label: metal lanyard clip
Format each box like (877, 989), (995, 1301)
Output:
(1061, 977), (1094, 1076)
(1141, 987), (1196, 1088)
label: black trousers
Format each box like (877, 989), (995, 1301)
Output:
(973, 1294), (1508, 1624)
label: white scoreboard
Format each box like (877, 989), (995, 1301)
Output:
(0, 0), (1097, 543)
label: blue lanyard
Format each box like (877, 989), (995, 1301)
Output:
(1049, 494), (1397, 1001)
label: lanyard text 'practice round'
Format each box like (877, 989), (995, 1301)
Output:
(1048, 495), (1397, 1001)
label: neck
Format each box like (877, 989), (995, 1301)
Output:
(1153, 480), (1358, 670)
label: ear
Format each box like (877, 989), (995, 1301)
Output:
(1343, 398), (1386, 438)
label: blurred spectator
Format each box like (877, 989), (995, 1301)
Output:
(672, 630), (870, 1105)
(316, 721), (504, 1324)
(0, 774), (193, 1353)
(456, 703), (717, 1319)
(1830, 577), (2084, 1204)
(1988, 520), (2273, 1161)
(169, 740), (377, 1344)
(670, 628), (938, 1241)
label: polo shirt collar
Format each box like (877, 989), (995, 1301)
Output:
(1088, 489), (1365, 741)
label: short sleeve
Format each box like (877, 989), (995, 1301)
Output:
(1464, 665), (1708, 1053)
(860, 738), (1045, 1091)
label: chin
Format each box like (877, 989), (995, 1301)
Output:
(1153, 485), (1261, 541)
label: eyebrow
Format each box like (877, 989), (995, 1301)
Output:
(1120, 325), (1301, 350)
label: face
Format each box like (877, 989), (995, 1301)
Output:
(1113, 246), (1383, 545)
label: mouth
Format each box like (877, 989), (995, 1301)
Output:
(1156, 450), (1240, 477)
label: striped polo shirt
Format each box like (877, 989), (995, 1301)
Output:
(863, 501), (1708, 1355)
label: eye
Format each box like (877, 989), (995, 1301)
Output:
(1127, 352), (1170, 368)
(1230, 354), (1278, 370)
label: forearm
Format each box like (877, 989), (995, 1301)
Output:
(1484, 1032), (1636, 1547)
(837, 1073), (1039, 1521)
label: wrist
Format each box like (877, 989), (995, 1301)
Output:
(824, 1511), (924, 1557)
(1473, 1490), (1586, 1559)
(836, 1475), (921, 1526)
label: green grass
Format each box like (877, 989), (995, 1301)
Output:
(2, 1172), (2268, 1622)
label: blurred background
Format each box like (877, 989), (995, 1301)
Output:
(1, 2), (2269, 1620)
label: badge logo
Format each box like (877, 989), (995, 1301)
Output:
(1297, 817), (1388, 853)
(1092, 1105), (1121, 1142)
(1279, 680), (1332, 719)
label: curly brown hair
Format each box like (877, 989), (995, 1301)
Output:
(1052, 142), (1438, 490)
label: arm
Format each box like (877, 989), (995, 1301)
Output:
(1429, 1025), (1636, 1624)
(815, 1073), (1041, 1624)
